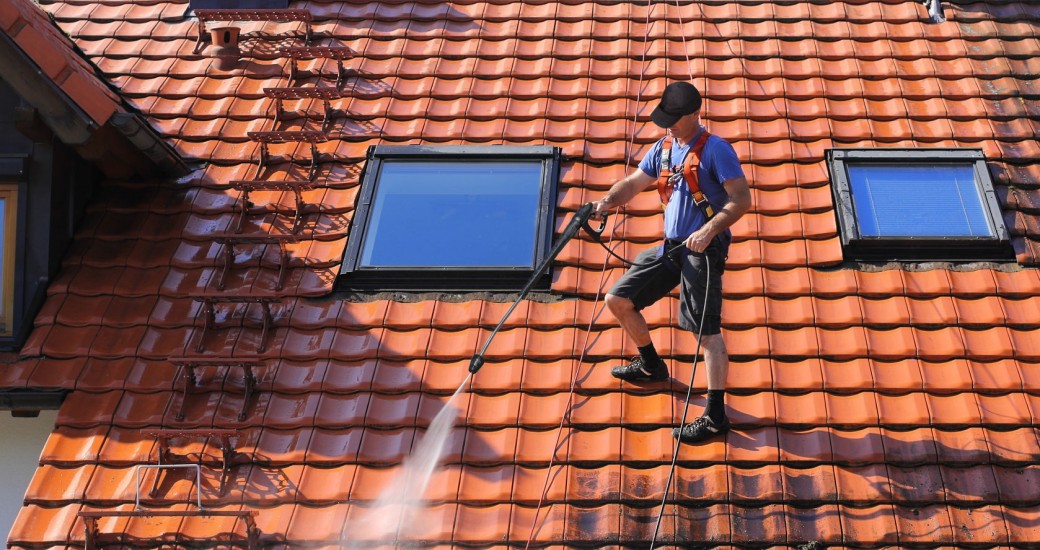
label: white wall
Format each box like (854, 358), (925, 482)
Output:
(0, 410), (57, 545)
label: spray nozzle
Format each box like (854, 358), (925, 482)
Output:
(468, 355), (484, 374)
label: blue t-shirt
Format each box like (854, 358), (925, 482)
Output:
(638, 132), (745, 241)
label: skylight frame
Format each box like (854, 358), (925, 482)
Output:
(827, 148), (1011, 261)
(339, 145), (561, 291)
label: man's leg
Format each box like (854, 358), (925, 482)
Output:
(700, 332), (728, 390)
(604, 247), (677, 381)
(673, 331), (731, 442)
(674, 246), (730, 443)
(700, 332), (729, 424)
(605, 294), (652, 347)
(605, 293), (667, 380)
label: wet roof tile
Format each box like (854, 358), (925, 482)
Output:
(1003, 505), (1040, 545)
(894, 503), (955, 545)
(838, 503), (899, 545)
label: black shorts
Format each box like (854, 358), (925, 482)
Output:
(607, 239), (727, 335)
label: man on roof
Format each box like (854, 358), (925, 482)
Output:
(593, 81), (751, 444)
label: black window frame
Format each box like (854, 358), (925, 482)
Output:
(339, 145), (561, 291)
(827, 148), (1011, 261)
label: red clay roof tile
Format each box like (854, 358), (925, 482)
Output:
(871, 358), (923, 393)
(787, 503), (843, 545)
(836, 464), (892, 503)
(948, 504), (1009, 546)
(895, 503), (955, 545)
(967, 358), (1022, 394)
(918, 359), (973, 394)
(933, 426), (989, 465)
(993, 465), (1040, 505)
(866, 327), (918, 360)
(977, 393), (1033, 427)
(927, 392), (984, 427)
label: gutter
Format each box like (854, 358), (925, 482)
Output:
(110, 112), (189, 176)
(0, 389), (66, 414)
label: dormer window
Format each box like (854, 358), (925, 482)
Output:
(827, 148), (1011, 261)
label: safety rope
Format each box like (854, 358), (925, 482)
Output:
(649, 0), (704, 545)
(521, 213), (620, 550)
(676, 0), (697, 82)
(524, 0), (710, 546)
(649, 261), (711, 548)
(523, 0), (659, 546)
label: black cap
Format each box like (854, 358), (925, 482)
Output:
(650, 82), (702, 128)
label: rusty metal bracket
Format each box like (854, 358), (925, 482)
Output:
(277, 46), (355, 87)
(145, 428), (241, 497)
(212, 233), (299, 290)
(246, 130), (327, 181)
(264, 86), (343, 133)
(193, 296), (280, 353)
(229, 179), (317, 234)
(81, 510), (258, 550)
(169, 359), (264, 421)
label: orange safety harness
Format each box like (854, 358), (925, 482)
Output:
(657, 130), (714, 218)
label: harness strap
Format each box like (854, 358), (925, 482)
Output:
(683, 131), (714, 217)
(657, 131), (714, 219)
(657, 140), (673, 203)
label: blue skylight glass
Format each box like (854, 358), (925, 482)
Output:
(847, 163), (994, 238)
(359, 161), (544, 268)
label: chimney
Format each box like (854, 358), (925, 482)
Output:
(209, 26), (241, 70)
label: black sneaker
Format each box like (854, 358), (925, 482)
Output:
(672, 415), (730, 444)
(610, 357), (668, 382)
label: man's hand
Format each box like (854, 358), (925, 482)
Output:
(593, 199), (611, 219)
(684, 226), (715, 253)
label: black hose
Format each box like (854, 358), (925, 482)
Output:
(649, 252), (712, 549)
(468, 203), (709, 374)
(469, 202), (600, 373)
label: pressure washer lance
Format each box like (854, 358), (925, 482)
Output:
(469, 202), (606, 374)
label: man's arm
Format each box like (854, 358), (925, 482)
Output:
(593, 169), (657, 218)
(684, 176), (752, 253)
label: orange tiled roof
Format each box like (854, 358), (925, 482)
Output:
(5, 0), (1040, 547)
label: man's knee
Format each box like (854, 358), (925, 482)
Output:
(605, 293), (634, 316)
(699, 332), (727, 353)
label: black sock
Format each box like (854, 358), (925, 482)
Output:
(706, 390), (726, 423)
(637, 343), (661, 370)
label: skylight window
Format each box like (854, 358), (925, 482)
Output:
(339, 145), (560, 290)
(827, 149), (1010, 261)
